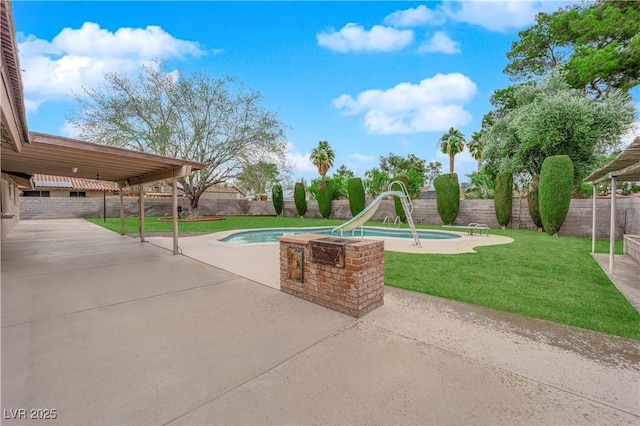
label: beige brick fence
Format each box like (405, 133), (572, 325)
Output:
(20, 196), (639, 239)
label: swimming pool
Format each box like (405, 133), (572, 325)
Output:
(218, 227), (461, 244)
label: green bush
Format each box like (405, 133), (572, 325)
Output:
(539, 155), (574, 236)
(527, 174), (544, 229)
(294, 182), (307, 217)
(317, 179), (333, 219)
(347, 178), (365, 217)
(433, 173), (460, 225)
(271, 184), (283, 216)
(494, 173), (513, 228)
(390, 176), (409, 223)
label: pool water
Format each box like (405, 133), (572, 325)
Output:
(218, 227), (460, 244)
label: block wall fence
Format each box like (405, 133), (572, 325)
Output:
(20, 196), (640, 239)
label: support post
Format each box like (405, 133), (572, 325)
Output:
(591, 184), (596, 254)
(172, 177), (179, 255)
(139, 184), (145, 242)
(609, 177), (616, 274)
(103, 190), (106, 223)
(119, 189), (125, 236)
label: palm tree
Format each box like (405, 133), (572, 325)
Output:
(310, 140), (335, 178)
(467, 131), (484, 171)
(439, 127), (465, 174)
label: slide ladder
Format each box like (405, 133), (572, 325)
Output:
(389, 181), (421, 248)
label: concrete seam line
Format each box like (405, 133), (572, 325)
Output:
(163, 320), (361, 426)
(362, 321), (640, 419)
(0, 277), (243, 329)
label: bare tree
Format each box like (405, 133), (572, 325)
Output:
(68, 62), (290, 215)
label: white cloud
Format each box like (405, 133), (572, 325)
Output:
(18, 22), (205, 111)
(60, 121), (81, 138)
(418, 31), (460, 55)
(317, 23), (413, 53)
(383, 5), (445, 27)
(350, 153), (375, 164)
(286, 142), (316, 174)
(443, 1), (561, 32)
(332, 73), (477, 135)
(621, 120), (640, 147)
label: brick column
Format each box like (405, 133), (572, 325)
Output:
(278, 234), (384, 318)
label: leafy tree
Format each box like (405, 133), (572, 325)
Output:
(434, 174), (460, 225)
(467, 132), (484, 171)
(69, 62), (289, 215)
(272, 184), (283, 216)
(236, 161), (280, 196)
(377, 153), (427, 197)
(439, 127), (466, 174)
(505, 1), (640, 98)
(465, 168), (495, 199)
(310, 140), (335, 178)
(539, 155), (574, 236)
(424, 161), (443, 188)
(307, 176), (347, 200)
(363, 168), (390, 199)
(294, 182), (307, 217)
(390, 176), (409, 223)
(334, 164), (355, 179)
(317, 180), (334, 219)
(494, 173), (513, 228)
(527, 174), (544, 230)
(482, 72), (635, 185)
(347, 178), (365, 217)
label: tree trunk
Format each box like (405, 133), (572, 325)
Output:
(449, 154), (455, 174)
(189, 196), (200, 217)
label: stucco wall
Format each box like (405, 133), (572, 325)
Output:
(1, 176), (21, 239)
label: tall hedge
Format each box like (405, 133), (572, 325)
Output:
(433, 173), (460, 225)
(390, 176), (409, 223)
(539, 155), (574, 236)
(294, 182), (307, 217)
(347, 177), (365, 217)
(527, 174), (544, 229)
(271, 184), (283, 216)
(494, 172), (513, 228)
(317, 179), (333, 219)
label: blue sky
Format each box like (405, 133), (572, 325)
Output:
(13, 1), (640, 184)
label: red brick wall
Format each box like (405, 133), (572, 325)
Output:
(279, 234), (384, 318)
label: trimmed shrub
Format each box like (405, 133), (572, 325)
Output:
(272, 184), (283, 216)
(494, 172), (513, 228)
(433, 173), (460, 225)
(390, 176), (409, 223)
(347, 177), (365, 217)
(527, 174), (544, 229)
(539, 155), (574, 236)
(294, 182), (307, 217)
(317, 179), (333, 219)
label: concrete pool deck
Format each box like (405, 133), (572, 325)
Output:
(146, 229), (513, 289)
(3, 219), (639, 425)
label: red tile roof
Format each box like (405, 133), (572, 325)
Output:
(32, 174), (118, 191)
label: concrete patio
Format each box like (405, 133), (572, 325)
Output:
(2, 219), (639, 425)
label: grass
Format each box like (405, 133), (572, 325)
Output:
(87, 216), (639, 340)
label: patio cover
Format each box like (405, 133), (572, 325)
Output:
(1, 132), (205, 254)
(585, 136), (640, 273)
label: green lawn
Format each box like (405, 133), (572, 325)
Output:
(87, 216), (639, 340)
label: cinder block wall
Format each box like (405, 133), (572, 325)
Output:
(20, 196), (639, 239)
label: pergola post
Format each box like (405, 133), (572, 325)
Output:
(119, 189), (125, 236)
(172, 177), (179, 255)
(608, 176), (616, 274)
(591, 184), (596, 254)
(139, 183), (145, 242)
